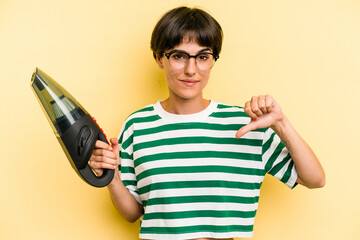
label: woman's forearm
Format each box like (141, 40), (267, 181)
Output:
(107, 171), (144, 222)
(271, 116), (326, 189)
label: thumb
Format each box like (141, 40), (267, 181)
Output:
(109, 138), (120, 153)
(235, 121), (258, 139)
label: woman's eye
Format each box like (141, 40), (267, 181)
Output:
(198, 54), (210, 61)
(172, 53), (185, 60)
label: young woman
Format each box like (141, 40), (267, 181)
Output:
(90, 6), (325, 240)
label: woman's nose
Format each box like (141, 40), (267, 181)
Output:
(184, 58), (196, 75)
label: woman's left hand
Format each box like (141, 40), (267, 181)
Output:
(236, 94), (284, 138)
(236, 94), (325, 188)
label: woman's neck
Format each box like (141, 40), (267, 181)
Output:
(160, 96), (210, 115)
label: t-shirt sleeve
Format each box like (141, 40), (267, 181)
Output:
(118, 120), (142, 205)
(261, 128), (298, 189)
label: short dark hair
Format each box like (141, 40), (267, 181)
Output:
(151, 6), (223, 59)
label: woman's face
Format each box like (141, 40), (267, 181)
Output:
(156, 39), (213, 102)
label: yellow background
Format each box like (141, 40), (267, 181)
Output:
(1, 0), (359, 239)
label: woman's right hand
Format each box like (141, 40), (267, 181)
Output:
(89, 138), (144, 222)
(89, 138), (120, 177)
(91, 138), (143, 222)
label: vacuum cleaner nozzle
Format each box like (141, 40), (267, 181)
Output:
(31, 67), (114, 187)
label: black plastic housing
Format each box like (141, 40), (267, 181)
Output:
(59, 114), (114, 187)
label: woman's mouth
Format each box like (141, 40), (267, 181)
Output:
(179, 79), (199, 87)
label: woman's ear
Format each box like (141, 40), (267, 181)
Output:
(155, 54), (164, 69)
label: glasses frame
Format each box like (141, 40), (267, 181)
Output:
(164, 50), (219, 70)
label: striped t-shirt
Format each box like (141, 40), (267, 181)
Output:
(118, 100), (298, 240)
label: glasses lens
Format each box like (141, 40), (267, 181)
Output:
(196, 53), (215, 70)
(169, 52), (188, 69)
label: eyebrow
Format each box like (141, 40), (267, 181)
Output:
(198, 48), (212, 53)
(171, 48), (212, 54)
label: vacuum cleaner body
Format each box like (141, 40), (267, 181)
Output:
(31, 68), (114, 187)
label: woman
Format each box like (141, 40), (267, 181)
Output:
(90, 6), (325, 240)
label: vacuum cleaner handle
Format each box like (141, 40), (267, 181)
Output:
(78, 130), (115, 188)
(59, 114), (115, 188)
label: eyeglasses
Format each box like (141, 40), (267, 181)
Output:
(164, 50), (219, 70)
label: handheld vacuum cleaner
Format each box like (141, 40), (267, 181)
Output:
(30, 68), (114, 187)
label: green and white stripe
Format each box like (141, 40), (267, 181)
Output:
(118, 100), (297, 240)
